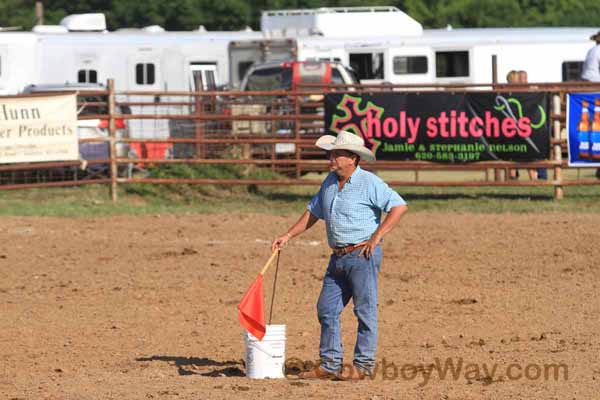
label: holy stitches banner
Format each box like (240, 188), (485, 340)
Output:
(324, 92), (550, 162)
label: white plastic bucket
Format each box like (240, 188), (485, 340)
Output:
(245, 324), (286, 379)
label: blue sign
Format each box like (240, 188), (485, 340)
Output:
(567, 93), (600, 167)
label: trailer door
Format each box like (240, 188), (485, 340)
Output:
(128, 52), (164, 139)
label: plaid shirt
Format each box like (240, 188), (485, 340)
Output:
(308, 166), (406, 248)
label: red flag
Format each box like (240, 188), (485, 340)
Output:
(238, 275), (266, 340)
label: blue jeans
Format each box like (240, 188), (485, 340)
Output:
(317, 246), (382, 374)
(537, 168), (548, 180)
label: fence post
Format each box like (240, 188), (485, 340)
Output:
(107, 79), (118, 202)
(495, 168), (503, 181)
(491, 55), (498, 84)
(553, 94), (563, 200)
(294, 94), (301, 178)
(193, 81), (205, 159)
(35, 1), (44, 25)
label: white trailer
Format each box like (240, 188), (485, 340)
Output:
(289, 27), (597, 85)
(31, 14), (261, 138)
(1, 9), (597, 94)
(0, 32), (38, 95)
(34, 18), (262, 92)
(233, 7), (598, 86)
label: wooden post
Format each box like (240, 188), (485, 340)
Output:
(491, 55), (498, 84)
(494, 168), (502, 181)
(194, 76), (205, 159)
(261, 41), (270, 62)
(35, 2), (44, 25)
(271, 98), (276, 172)
(107, 79), (118, 202)
(492, 63), (508, 182)
(553, 94), (564, 200)
(294, 95), (301, 178)
(491, 64), (501, 181)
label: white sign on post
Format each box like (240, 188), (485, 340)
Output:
(0, 93), (78, 164)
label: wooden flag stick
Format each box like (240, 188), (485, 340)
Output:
(259, 249), (279, 276)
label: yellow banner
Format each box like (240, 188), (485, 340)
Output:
(0, 93), (78, 164)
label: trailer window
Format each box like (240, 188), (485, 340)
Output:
(189, 63), (218, 91)
(393, 56), (428, 75)
(238, 61), (254, 83)
(562, 61), (584, 81)
(349, 53), (384, 80)
(436, 51), (469, 78)
(332, 68), (343, 84)
(205, 70), (216, 90)
(78, 69), (98, 84)
(191, 71), (204, 91)
(245, 67), (292, 91)
(136, 63), (156, 85)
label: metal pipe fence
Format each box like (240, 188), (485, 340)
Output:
(2, 79), (600, 200)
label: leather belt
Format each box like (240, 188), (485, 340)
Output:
(332, 243), (366, 257)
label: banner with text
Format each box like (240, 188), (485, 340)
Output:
(0, 93), (78, 164)
(566, 93), (600, 167)
(325, 92), (550, 162)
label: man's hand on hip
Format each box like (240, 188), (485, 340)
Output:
(357, 234), (381, 259)
(358, 205), (407, 258)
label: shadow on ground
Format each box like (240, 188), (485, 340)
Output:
(136, 355), (245, 377)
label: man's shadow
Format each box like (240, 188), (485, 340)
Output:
(136, 355), (245, 377)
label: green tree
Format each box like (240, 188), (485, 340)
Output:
(0, 0), (37, 29)
(2, 0), (600, 31)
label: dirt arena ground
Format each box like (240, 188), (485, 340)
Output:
(1, 212), (598, 399)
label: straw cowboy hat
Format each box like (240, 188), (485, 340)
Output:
(315, 130), (376, 162)
(590, 31), (600, 41)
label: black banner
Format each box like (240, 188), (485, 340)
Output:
(324, 92), (550, 162)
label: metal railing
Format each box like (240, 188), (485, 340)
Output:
(2, 79), (600, 201)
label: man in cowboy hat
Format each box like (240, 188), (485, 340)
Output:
(271, 130), (407, 380)
(582, 31), (600, 82)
